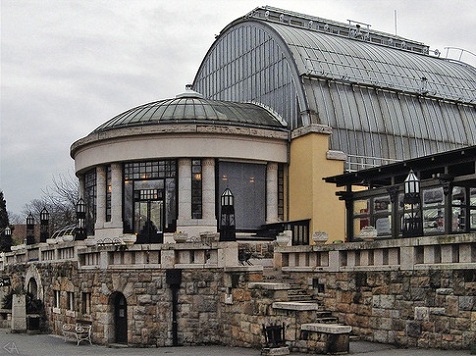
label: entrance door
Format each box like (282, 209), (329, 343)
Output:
(114, 293), (127, 344)
(135, 200), (164, 243)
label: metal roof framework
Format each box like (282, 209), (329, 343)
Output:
(193, 6), (476, 169)
(92, 94), (287, 133)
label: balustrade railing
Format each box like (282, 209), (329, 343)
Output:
(277, 234), (476, 272)
(0, 239), (239, 270)
(2, 233), (475, 273)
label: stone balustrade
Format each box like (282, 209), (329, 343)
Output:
(0, 239), (240, 271)
(275, 233), (476, 272)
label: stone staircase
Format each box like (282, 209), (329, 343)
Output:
(261, 268), (340, 324)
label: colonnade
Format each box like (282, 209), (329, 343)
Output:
(79, 159), (280, 239)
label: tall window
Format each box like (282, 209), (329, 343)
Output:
(218, 161), (266, 231)
(106, 165), (112, 222)
(123, 160), (177, 238)
(82, 292), (91, 315)
(421, 187), (444, 235)
(84, 169), (97, 235)
(67, 291), (74, 311)
(54, 290), (60, 309)
(191, 160), (202, 219)
(451, 186), (476, 233)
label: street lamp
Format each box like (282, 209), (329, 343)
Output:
(402, 170), (423, 237)
(75, 198), (87, 240)
(26, 212), (36, 245)
(40, 207), (50, 243)
(220, 188), (236, 241)
(1, 226), (12, 252)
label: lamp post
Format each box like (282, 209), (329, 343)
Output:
(1, 226), (12, 252)
(26, 212), (35, 245)
(220, 188), (236, 241)
(75, 198), (87, 240)
(40, 207), (50, 243)
(402, 170), (423, 237)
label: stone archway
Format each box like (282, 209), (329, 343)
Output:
(24, 265), (43, 300)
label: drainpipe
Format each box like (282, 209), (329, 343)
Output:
(166, 269), (182, 346)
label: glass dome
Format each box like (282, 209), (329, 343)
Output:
(93, 87), (286, 133)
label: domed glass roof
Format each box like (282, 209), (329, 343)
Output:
(93, 87), (286, 133)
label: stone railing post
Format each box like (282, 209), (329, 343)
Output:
(11, 294), (27, 332)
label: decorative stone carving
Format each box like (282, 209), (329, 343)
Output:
(359, 226), (378, 241)
(312, 231), (328, 245)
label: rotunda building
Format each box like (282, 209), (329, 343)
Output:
(70, 87), (289, 242)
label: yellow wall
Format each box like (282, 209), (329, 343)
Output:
(288, 130), (346, 243)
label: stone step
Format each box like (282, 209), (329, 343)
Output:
(287, 289), (313, 301)
(315, 311), (333, 318)
(315, 317), (339, 324)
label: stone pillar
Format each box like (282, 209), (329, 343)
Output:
(178, 159), (192, 221)
(95, 165), (106, 230)
(266, 162), (279, 224)
(202, 158), (215, 221)
(11, 294), (26, 332)
(111, 163), (123, 228)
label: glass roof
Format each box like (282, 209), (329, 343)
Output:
(93, 90), (287, 133)
(193, 6), (476, 169)
(267, 22), (475, 104)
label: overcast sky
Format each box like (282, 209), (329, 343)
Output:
(1, 0), (475, 217)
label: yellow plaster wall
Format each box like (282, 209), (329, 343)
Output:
(288, 132), (346, 243)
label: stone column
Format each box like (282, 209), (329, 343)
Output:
(202, 158), (216, 221)
(178, 159), (191, 221)
(111, 163), (123, 228)
(95, 165), (106, 230)
(266, 162), (279, 224)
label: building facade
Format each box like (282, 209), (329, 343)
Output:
(1, 6), (475, 352)
(71, 88), (297, 241)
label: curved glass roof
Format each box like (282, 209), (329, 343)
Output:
(93, 89), (286, 133)
(267, 22), (475, 104)
(193, 6), (476, 168)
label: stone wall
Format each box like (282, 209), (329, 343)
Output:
(2, 263), (226, 347)
(285, 269), (476, 350)
(2, 246), (475, 351)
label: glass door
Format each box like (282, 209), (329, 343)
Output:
(134, 188), (164, 243)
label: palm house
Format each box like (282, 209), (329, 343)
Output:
(71, 6), (476, 243)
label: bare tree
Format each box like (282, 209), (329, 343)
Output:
(22, 173), (79, 235)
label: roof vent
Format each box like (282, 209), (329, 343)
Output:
(176, 85), (203, 99)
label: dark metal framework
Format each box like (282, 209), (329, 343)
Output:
(325, 146), (476, 240)
(123, 160), (177, 238)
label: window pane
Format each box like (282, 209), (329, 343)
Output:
(218, 162), (266, 230)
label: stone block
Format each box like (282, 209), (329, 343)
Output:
(300, 323), (351, 354)
(373, 329), (389, 343)
(261, 346), (290, 355)
(406, 321), (421, 338)
(459, 296), (475, 311)
(414, 307), (429, 321)
(11, 294), (26, 332)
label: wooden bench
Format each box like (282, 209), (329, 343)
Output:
(300, 323), (352, 354)
(62, 323), (92, 346)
